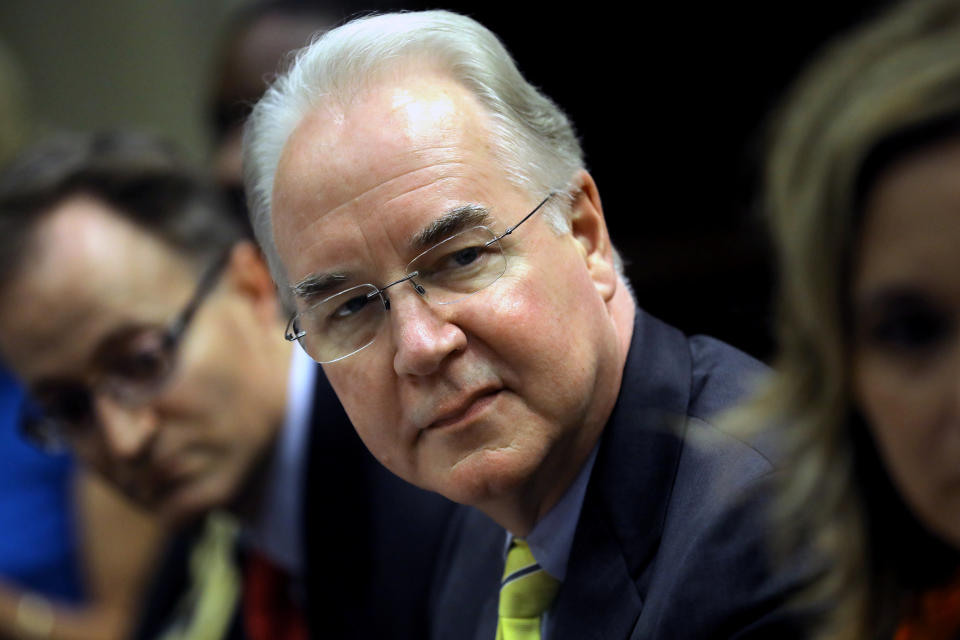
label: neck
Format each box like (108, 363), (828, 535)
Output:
(479, 434), (599, 537)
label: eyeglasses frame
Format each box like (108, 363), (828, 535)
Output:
(284, 192), (558, 363)
(19, 249), (233, 450)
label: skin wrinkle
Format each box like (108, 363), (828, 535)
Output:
(291, 203), (493, 306)
(278, 169), (480, 290)
(291, 272), (351, 301)
(409, 205), (491, 252)
(272, 75), (497, 276)
(273, 105), (471, 216)
(271, 69), (630, 534)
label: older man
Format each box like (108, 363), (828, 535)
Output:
(244, 11), (809, 639)
(0, 132), (453, 640)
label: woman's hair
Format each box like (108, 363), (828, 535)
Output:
(740, 0), (960, 637)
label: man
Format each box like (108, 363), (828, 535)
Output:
(0, 131), (453, 639)
(243, 10), (811, 639)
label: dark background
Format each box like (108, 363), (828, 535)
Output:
(0, 0), (892, 359)
(399, 1), (891, 359)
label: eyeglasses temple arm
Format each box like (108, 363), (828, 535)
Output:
(495, 192), (557, 242)
(167, 250), (232, 345)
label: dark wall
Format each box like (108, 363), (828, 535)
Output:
(388, 1), (890, 359)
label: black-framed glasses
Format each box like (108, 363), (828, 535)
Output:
(285, 192), (557, 364)
(19, 251), (231, 451)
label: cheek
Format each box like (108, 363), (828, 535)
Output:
(480, 262), (605, 410)
(855, 353), (960, 544)
(855, 352), (946, 461)
(75, 438), (113, 477)
(324, 361), (400, 463)
(854, 353), (949, 517)
(855, 357), (926, 466)
(163, 358), (233, 420)
(159, 341), (261, 444)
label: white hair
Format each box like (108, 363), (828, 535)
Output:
(242, 10), (591, 293)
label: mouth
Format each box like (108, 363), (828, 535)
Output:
(424, 387), (503, 432)
(152, 454), (207, 492)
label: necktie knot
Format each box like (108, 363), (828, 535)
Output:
(496, 539), (560, 640)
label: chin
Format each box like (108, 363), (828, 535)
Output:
(159, 474), (235, 529)
(435, 445), (543, 507)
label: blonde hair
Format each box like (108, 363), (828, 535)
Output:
(737, 0), (960, 637)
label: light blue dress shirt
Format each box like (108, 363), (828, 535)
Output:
(245, 347), (316, 580)
(504, 443), (600, 637)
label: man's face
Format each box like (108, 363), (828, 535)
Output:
(0, 196), (283, 526)
(271, 72), (623, 516)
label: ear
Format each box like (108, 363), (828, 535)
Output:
(569, 170), (617, 302)
(223, 240), (280, 326)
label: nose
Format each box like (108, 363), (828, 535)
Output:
(391, 288), (467, 377)
(94, 395), (160, 461)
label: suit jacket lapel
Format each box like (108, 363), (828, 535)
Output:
(302, 365), (371, 637)
(552, 311), (693, 639)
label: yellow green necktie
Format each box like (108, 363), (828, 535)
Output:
(160, 511), (241, 640)
(496, 539), (561, 640)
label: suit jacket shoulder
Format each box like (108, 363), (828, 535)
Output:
(430, 309), (811, 640)
(558, 312), (809, 639)
(304, 368), (456, 640)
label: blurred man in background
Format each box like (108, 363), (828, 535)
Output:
(209, 1), (339, 232)
(0, 131), (452, 639)
(0, 38), (164, 640)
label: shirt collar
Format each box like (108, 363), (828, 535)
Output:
(504, 442), (600, 581)
(243, 345), (316, 576)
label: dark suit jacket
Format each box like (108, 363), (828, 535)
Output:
(429, 309), (812, 639)
(134, 368), (455, 640)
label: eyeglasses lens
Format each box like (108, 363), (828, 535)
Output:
(298, 284), (383, 363)
(99, 329), (175, 402)
(406, 226), (506, 303)
(20, 328), (176, 448)
(295, 226), (507, 363)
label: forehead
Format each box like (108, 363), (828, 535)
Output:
(857, 137), (960, 292)
(0, 195), (196, 380)
(271, 69), (525, 284)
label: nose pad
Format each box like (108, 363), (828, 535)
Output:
(94, 395), (159, 462)
(382, 278), (426, 310)
(390, 286), (466, 377)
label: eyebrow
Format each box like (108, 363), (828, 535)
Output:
(290, 204), (493, 302)
(409, 204), (493, 253)
(291, 272), (351, 302)
(854, 286), (941, 318)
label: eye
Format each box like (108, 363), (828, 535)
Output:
(449, 246), (480, 267)
(870, 309), (950, 350)
(107, 330), (172, 383)
(427, 243), (490, 276)
(858, 292), (953, 355)
(330, 293), (373, 320)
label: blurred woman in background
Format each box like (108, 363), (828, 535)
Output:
(746, 0), (960, 637)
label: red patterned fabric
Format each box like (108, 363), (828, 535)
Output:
(243, 551), (308, 640)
